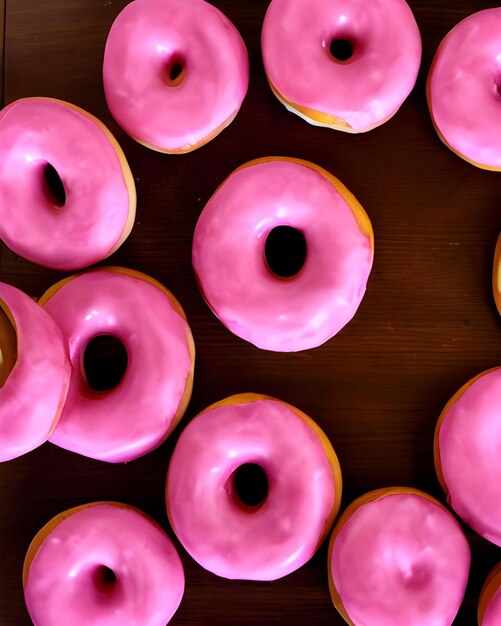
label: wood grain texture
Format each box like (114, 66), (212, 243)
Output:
(0, 0), (5, 106)
(1, 0), (501, 624)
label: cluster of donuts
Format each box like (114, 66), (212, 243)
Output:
(0, 0), (500, 625)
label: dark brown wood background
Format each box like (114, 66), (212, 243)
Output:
(1, 1), (500, 624)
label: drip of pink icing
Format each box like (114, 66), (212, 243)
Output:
(428, 8), (501, 169)
(330, 492), (471, 626)
(0, 282), (70, 462)
(24, 504), (185, 626)
(42, 269), (193, 463)
(192, 159), (373, 352)
(0, 98), (133, 270)
(103, 0), (249, 152)
(438, 368), (501, 546)
(166, 397), (337, 581)
(262, 0), (422, 131)
(482, 580), (501, 626)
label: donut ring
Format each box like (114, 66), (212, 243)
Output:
(39, 267), (195, 463)
(479, 563), (501, 626)
(193, 157), (374, 352)
(0, 98), (136, 270)
(23, 502), (185, 626)
(328, 487), (471, 626)
(262, 0), (422, 133)
(103, 0), (249, 153)
(166, 393), (342, 581)
(0, 282), (70, 462)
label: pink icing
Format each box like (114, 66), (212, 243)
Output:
(438, 368), (501, 546)
(262, 0), (422, 132)
(482, 575), (501, 626)
(42, 269), (194, 463)
(0, 282), (70, 462)
(0, 98), (134, 270)
(103, 0), (249, 152)
(166, 396), (338, 581)
(24, 503), (184, 626)
(330, 492), (471, 626)
(428, 8), (501, 169)
(192, 159), (373, 352)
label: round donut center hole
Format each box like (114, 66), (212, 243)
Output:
(232, 463), (269, 508)
(93, 565), (117, 595)
(0, 302), (17, 389)
(83, 335), (128, 392)
(265, 226), (307, 278)
(495, 76), (501, 99)
(329, 38), (354, 62)
(43, 162), (66, 208)
(164, 55), (186, 86)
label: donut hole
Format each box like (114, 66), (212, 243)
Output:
(329, 38), (354, 62)
(83, 335), (128, 392)
(494, 76), (501, 99)
(231, 463), (269, 509)
(43, 162), (66, 208)
(265, 226), (307, 278)
(0, 302), (17, 388)
(92, 565), (117, 595)
(164, 55), (186, 87)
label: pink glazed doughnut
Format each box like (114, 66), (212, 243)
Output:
(103, 0), (249, 153)
(166, 393), (342, 581)
(435, 367), (501, 546)
(427, 8), (501, 171)
(39, 267), (195, 463)
(0, 98), (136, 270)
(192, 157), (374, 352)
(0, 283), (70, 462)
(479, 563), (501, 626)
(262, 0), (422, 133)
(328, 488), (471, 626)
(23, 502), (184, 626)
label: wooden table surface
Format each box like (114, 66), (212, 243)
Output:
(1, 1), (500, 624)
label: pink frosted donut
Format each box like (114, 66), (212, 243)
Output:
(0, 98), (136, 270)
(328, 488), (471, 626)
(24, 502), (184, 626)
(103, 0), (249, 153)
(39, 267), (195, 463)
(427, 9), (501, 171)
(479, 563), (501, 626)
(192, 157), (374, 352)
(435, 367), (501, 546)
(262, 0), (422, 133)
(166, 393), (342, 581)
(0, 282), (70, 462)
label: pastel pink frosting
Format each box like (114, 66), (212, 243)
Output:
(0, 98), (134, 270)
(428, 8), (501, 169)
(482, 574), (501, 626)
(166, 396), (338, 581)
(0, 282), (70, 462)
(42, 269), (194, 463)
(103, 0), (249, 152)
(24, 503), (184, 626)
(262, 0), (422, 131)
(330, 492), (471, 626)
(192, 159), (373, 352)
(438, 368), (501, 546)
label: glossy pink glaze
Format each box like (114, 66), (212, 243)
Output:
(0, 283), (70, 462)
(438, 368), (501, 546)
(0, 98), (134, 270)
(166, 397), (337, 581)
(482, 579), (501, 626)
(192, 159), (373, 352)
(42, 269), (194, 463)
(428, 9), (501, 169)
(262, 0), (422, 131)
(331, 492), (471, 626)
(24, 503), (184, 626)
(103, 0), (249, 152)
